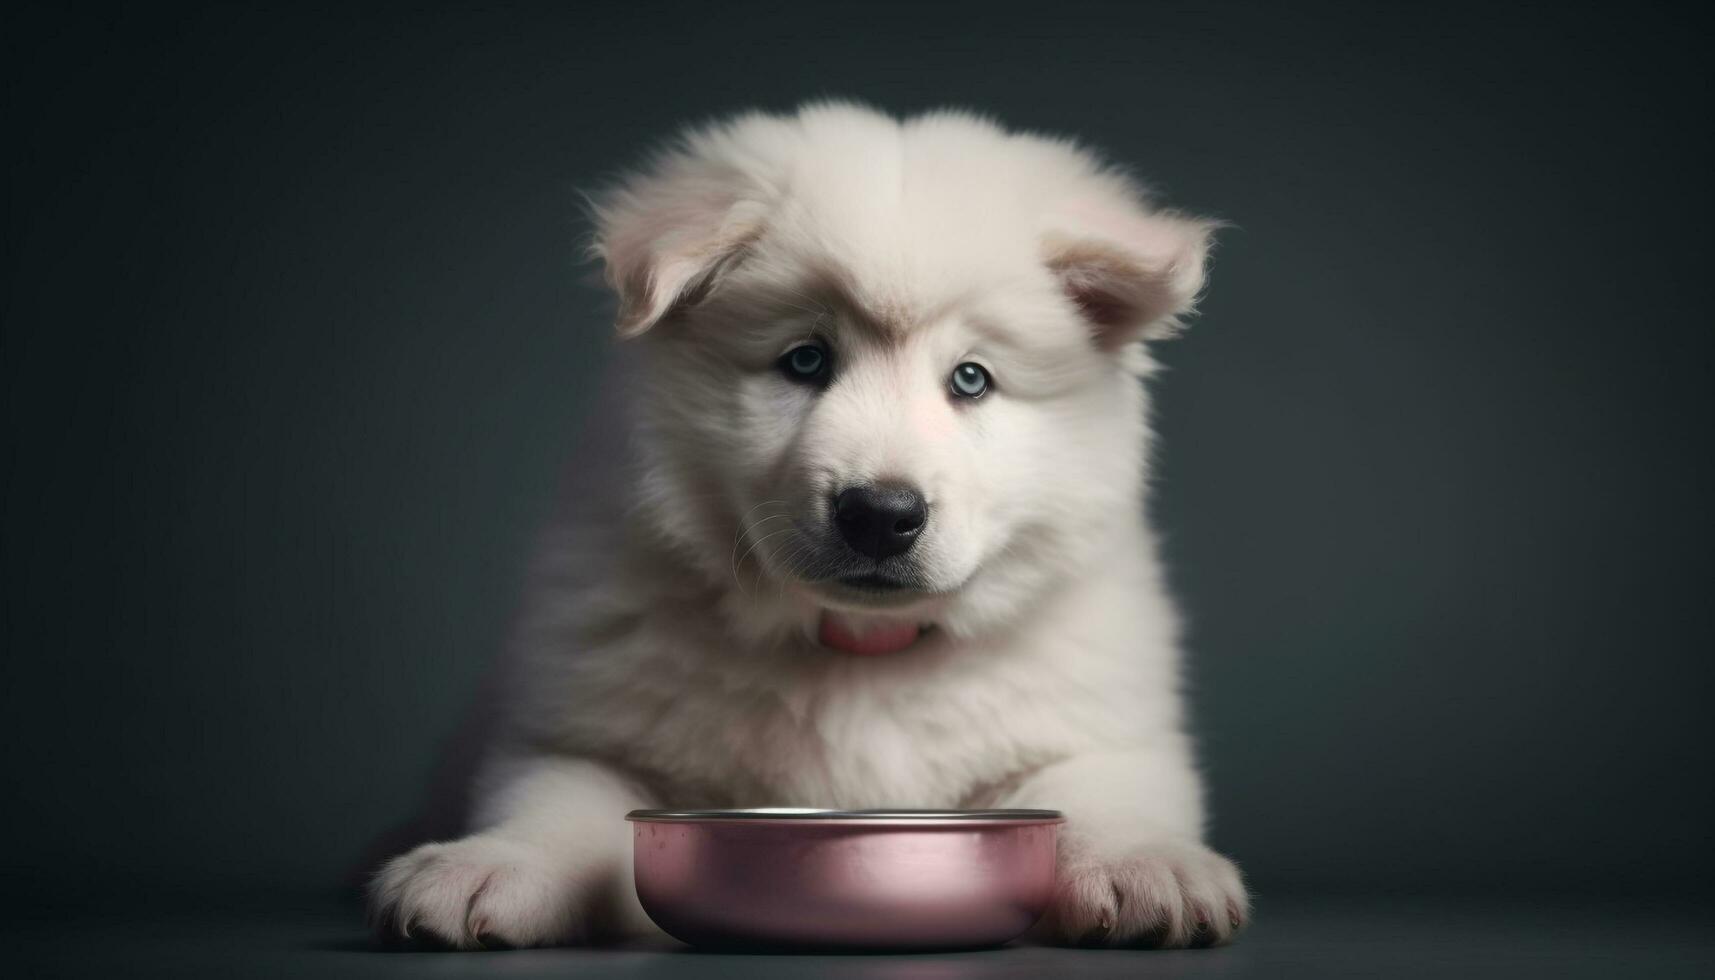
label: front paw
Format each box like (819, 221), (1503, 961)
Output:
(367, 835), (617, 949)
(1042, 841), (1249, 948)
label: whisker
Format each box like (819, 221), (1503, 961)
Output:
(733, 525), (800, 588)
(774, 283), (833, 314)
(733, 499), (790, 542)
(729, 514), (793, 593)
(772, 297), (829, 319)
(726, 502), (792, 595)
(771, 539), (814, 597)
(733, 511), (791, 547)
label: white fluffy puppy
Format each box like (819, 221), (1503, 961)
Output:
(370, 102), (1247, 949)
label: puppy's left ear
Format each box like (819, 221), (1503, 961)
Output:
(589, 167), (765, 338)
(1043, 203), (1219, 349)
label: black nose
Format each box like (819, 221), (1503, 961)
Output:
(833, 484), (928, 559)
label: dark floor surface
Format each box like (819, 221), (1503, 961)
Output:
(9, 892), (1713, 979)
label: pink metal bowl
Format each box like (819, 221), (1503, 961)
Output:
(627, 808), (1064, 951)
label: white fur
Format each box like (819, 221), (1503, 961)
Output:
(370, 101), (1247, 950)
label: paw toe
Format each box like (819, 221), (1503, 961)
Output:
(367, 837), (568, 950)
(1045, 843), (1250, 949)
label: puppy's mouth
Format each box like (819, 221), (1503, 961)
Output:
(771, 539), (958, 654)
(796, 561), (940, 606)
(816, 610), (931, 656)
(834, 572), (915, 593)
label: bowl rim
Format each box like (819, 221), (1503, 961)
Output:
(626, 807), (1064, 825)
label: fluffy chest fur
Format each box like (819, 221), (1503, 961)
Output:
(507, 511), (1184, 809)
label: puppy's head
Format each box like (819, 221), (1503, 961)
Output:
(592, 103), (1215, 652)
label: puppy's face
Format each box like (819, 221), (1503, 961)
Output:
(598, 107), (1214, 650)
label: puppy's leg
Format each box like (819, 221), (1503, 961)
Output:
(368, 755), (659, 949)
(1000, 748), (1249, 948)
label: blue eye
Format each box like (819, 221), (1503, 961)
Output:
(780, 343), (829, 382)
(950, 362), (991, 399)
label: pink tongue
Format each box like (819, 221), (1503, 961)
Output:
(817, 614), (922, 656)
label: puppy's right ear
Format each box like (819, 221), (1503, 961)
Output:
(589, 161), (765, 338)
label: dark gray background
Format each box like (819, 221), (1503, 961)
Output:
(4, 0), (1710, 948)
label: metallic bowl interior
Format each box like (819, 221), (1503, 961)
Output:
(628, 808), (1064, 951)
